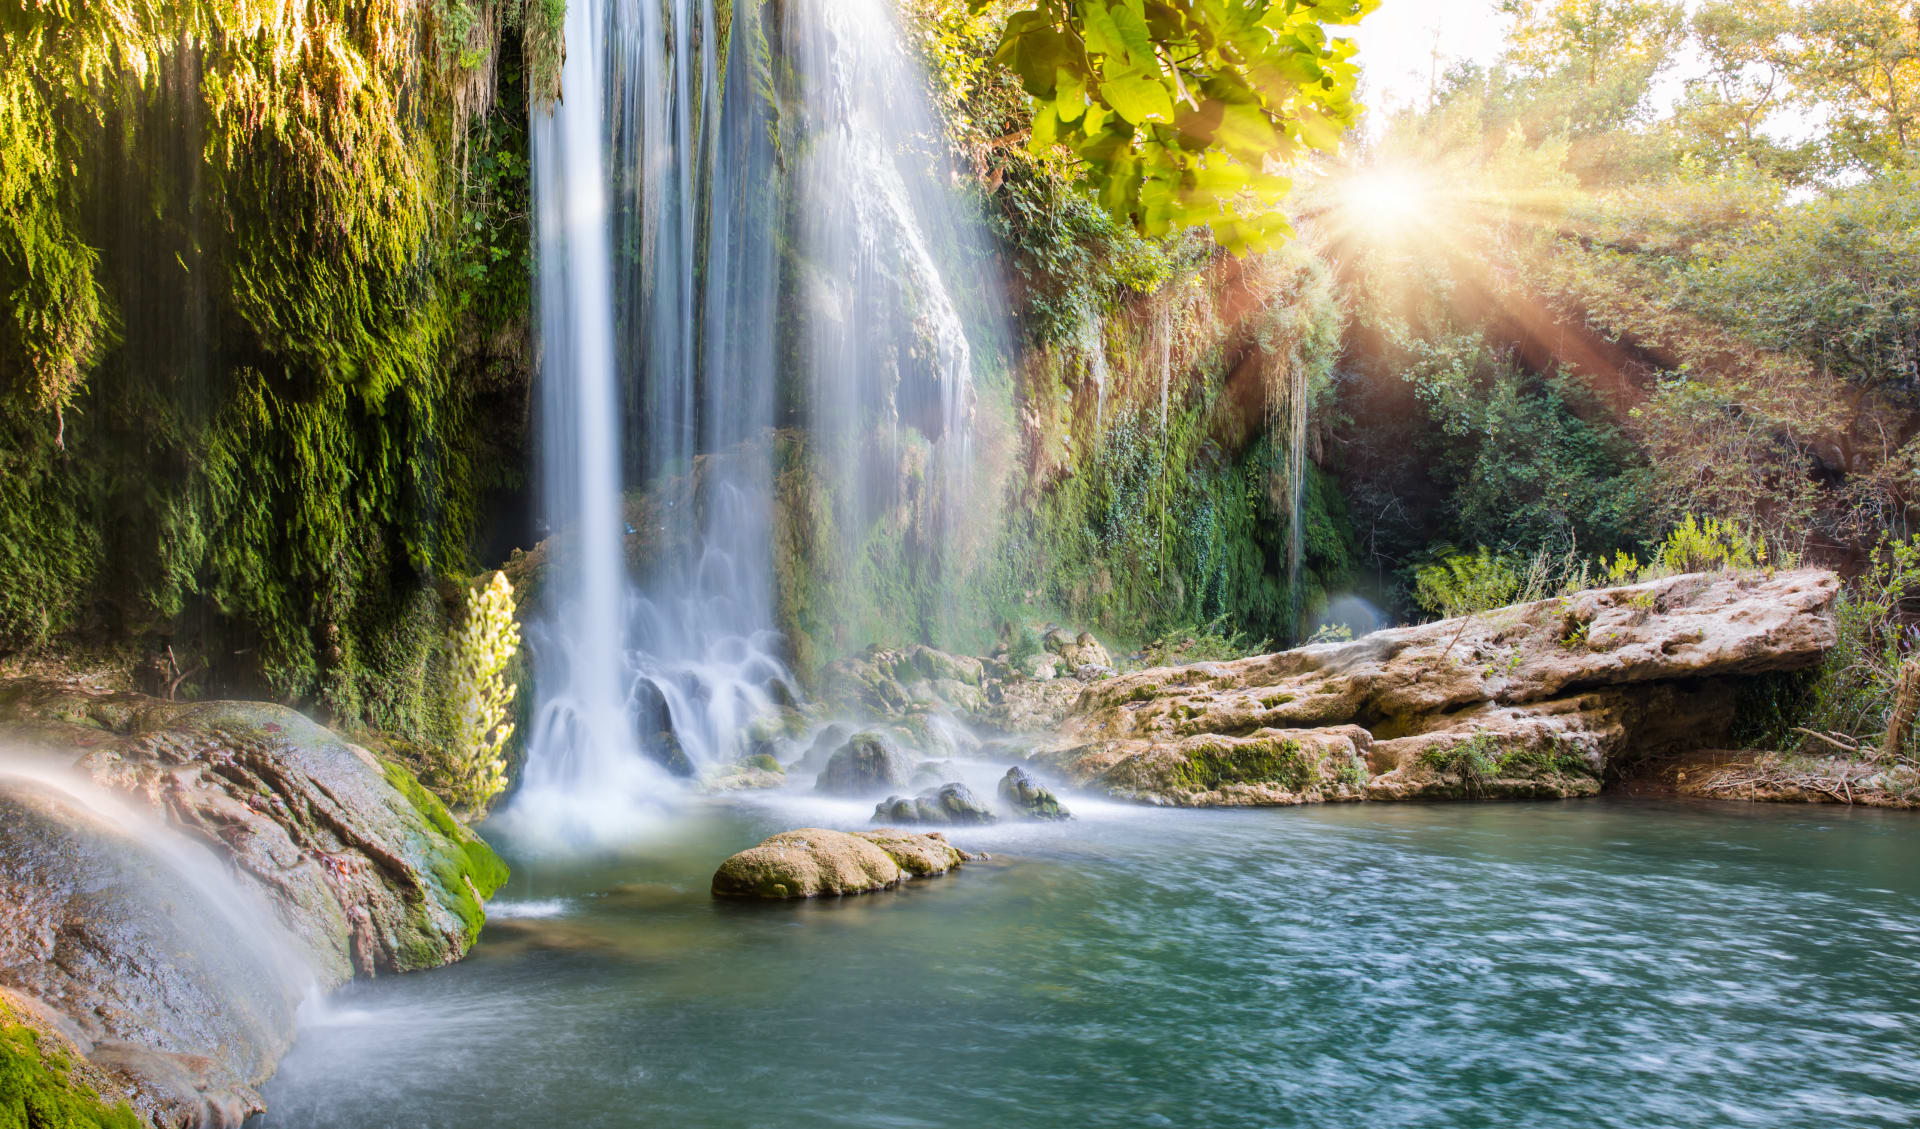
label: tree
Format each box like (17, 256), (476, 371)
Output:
(1673, 0), (1802, 178)
(982, 0), (1375, 254)
(1789, 0), (1920, 172)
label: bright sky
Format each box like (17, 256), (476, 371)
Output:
(1337, 0), (1517, 120)
(1334, 1), (1820, 144)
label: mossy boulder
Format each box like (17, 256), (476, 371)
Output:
(0, 681), (508, 980)
(872, 782), (998, 826)
(0, 777), (307, 1126)
(0, 680), (515, 1123)
(997, 766), (1072, 820)
(814, 731), (912, 796)
(710, 828), (968, 899)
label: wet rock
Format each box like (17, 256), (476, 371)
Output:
(0, 680), (512, 1125)
(911, 759), (959, 788)
(1033, 570), (1839, 806)
(872, 782), (999, 826)
(1026, 653), (1063, 681)
(710, 827), (968, 899)
(789, 722), (855, 774)
(997, 766), (1072, 820)
(0, 683), (508, 980)
(0, 775), (305, 1126)
(814, 731), (912, 796)
(1046, 629), (1112, 671)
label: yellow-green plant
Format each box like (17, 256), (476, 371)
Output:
(984, 0), (1375, 253)
(1413, 548), (1522, 619)
(447, 571), (521, 814)
(1650, 513), (1772, 574)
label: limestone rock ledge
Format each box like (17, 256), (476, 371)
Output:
(1035, 569), (1839, 806)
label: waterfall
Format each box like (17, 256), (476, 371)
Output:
(518, 0), (660, 840)
(515, 0), (995, 840)
(785, 0), (993, 648)
(1265, 344), (1309, 643)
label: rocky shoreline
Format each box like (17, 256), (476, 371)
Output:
(0, 566), (1895, 1122)
(807, 569), (1847, 810)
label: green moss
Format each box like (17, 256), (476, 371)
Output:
(0, 1007), (143, 1129)
(0, 0), (537, 764)
(743, 753), (785, 775)
(380, 758), (509, 957)
(1170, 737), (1313, 793)
(1332, 754), (1367, 789)
(1420, 734), (1592, 797)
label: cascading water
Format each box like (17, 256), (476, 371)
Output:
(785, 0), (997, 649)
(516, 0), (998, 839)
(516, 0), (662, 836)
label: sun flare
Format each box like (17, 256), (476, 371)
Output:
(1342, 167), (1436, 235)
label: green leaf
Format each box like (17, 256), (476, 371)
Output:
(1098, 70), (1174, 124)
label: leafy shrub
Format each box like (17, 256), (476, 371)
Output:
(1413, 548), (1522, 619)
(1795, 535), (1920, 758)
(1648, 513), (1773, 575)
(446, 571), (521, 814)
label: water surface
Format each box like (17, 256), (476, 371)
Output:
(258, 797), (1920, 1128)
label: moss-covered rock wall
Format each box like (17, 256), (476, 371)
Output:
(0, 0), (542, 742)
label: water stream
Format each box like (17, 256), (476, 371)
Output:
(257, 797), (1920, 1128)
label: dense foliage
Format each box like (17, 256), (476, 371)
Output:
(984, 0), (1375, 252)
(1321, 0), (1918, 625)
(0, 0), (539, 742)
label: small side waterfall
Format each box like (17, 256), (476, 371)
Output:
(786, 0), (995, 648)
(1266, 345), (1310, 643)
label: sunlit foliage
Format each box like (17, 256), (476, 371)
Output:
(982, 0), (1375, 253)
(447, 571), (521, 814)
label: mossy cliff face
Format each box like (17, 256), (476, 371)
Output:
(0, 0), (544, 745)
(765, 246), (1358, 680)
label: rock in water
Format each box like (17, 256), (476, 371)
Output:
(711, 828), (968, 899)
(998, 766), (1072, 820)
(872, 782), (999, 825)
(814, 731), (912, 796)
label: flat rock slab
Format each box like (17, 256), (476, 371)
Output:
(1035, 569), (1839, 806)
(711, 828), (969, 899)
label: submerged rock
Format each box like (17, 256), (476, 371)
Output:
(1034, 569), (1841, 806)
(703, 755), (786, 793)
(872, 782), (998, 826)
(997, 766), (1072, 820)
(711, 827), (968, 899)
(815, 731), (912, 796)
